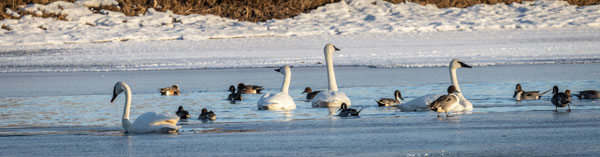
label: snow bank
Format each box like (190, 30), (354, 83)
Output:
(1, 0), (600, 45)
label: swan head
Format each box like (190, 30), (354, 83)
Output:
(274, 65), (291, 75)
(302, 87), (313, 94)
(450, 59), (472, 69)
(394, 90), (404, 100)
(447, 85), (459, 94)
(111, 82), (128, 103)
(324, 43), (340, 55)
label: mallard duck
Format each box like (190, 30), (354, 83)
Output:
(199, 108), (216, 121)
(160, 84), (180, 96)
(551, 86), (572, 112)
(302, 87), (321, 101)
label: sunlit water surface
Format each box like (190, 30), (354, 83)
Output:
(0, 64), (599, 129)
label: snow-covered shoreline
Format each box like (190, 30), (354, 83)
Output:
(1, 28), (599, 73)
(1, 0), (600, 46)
(1, 0), (600, 72)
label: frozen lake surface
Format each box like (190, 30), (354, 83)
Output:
(1, 64), (599, 128)
(0, 63), (599, 155)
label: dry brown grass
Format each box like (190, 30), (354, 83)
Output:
(1, 0), (599, 22)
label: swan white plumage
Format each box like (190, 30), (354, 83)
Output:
(111, 82), (180, 133)
(257, 65), (297, 110)
(396, 59), (472, 112)
(311, 44), (351, 108)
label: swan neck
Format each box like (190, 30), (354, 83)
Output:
(325, 51), (338, 91)
(281, 70), (291, 94)
(450, 68), (461, 92)
(123, 84), (131, 122)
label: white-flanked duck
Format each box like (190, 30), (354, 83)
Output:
(513, 84), (551, 101)
(311, 44), (352, 108)
(551, 86), (572, 112)
(575, 90), (599, 99)
(198, 108), (216, 121)
(395, 59), (472, 112)
(237, 83), (264, 94)
(428, 86), (460, 117)
(302, 87), (321, 101)
(376, 90), (404, 107)
(338, 103), (363, 117)
(227, 85), (243, 104)
(111, 82), (180, 133)
(257, 65), (297, 110)
(175, 106), (191, 121)
(160, 84), (180, 96)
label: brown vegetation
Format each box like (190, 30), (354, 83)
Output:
(1, 0), (599, 22)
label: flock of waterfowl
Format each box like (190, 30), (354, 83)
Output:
(109, 43), (600, 133)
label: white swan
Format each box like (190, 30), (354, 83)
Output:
(111, 82), (180, 133)
(257, 65), (297, 110)
(396, 59), (472, 112)
(311, 43), (351, 108)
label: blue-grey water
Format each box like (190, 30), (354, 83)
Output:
(0, 64), (599, 129)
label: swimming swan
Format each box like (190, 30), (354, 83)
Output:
(111, 82), (180, 133)
(257, 65), (297, 110)
(395, 59), (472, 112)
(311, 44), (351, 108)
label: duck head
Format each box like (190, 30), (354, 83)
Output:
(302, 87), (313, 94)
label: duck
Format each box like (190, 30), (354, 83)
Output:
(257, 65), (297, 110)
(428, 86), (460, 117)
(395, 59), (472, 112)
(237, 83), (264, 94)
(227, 85), (243, 104)
(302, 87), (321, 101)
(338, 103), (363, 117)
(311, 44), (352, 108)
(198, 108), (216, 121)
(111, 82), (180, 133)
(513, 84), (551, 101)
(575, 90), (599, 99)
(376, 90), (404, 107)
(160, 84), (180, 96)
(175, 106), (191, 121)
(551, 86), (572, 112)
